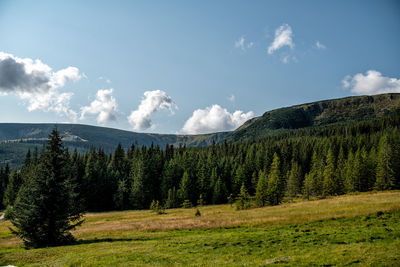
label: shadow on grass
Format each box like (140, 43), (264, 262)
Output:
(76, 237), (149, 245)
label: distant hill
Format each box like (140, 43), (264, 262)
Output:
(1, 93), (399, 168)
(0, 123), (226, 149)
(0, 124), (226, 168)
(226, 93), (400, 142)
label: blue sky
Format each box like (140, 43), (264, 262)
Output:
(0, 0), (399, 134)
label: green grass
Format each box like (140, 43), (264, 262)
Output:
(0, 191), (399, 266)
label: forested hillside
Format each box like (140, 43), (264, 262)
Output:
(1, 113), (399, 212)
(0, 124), (226, 168)
(229, 93), (400, 142)
(1, 93), (399, 169)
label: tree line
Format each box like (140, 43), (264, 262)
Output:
(1, 116), (400, 214)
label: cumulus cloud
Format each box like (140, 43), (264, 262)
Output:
(0, 52), (81, 121)
(228, 94), (235, 102)
(268, 24), (294, 54)
(315, 41), (326, 50)
(235, 36), (254, 51)
(182, 104), (254, 134)
(128, 90), (177, 131)
(343, 70), (400, 95)
(80, 88), (118, 124)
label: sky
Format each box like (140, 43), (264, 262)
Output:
(0, 0), (399, 134)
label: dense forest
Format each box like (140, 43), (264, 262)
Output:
(1, 114), (400, 213)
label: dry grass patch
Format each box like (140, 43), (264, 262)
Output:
(72, 191), (400, 238)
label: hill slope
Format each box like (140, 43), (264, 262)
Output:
(227, 93), (400, 142)
(0, 124), (226, 168)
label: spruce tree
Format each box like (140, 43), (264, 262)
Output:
(304, 151), (324, 197)
(335, 146), (345, 195)
(10, 128), (84, 248)
(130, 158), (147, 209)
(233, 166), (245, 195)
(166, 187), (178, 208)
(375, 135), (395, 190)
(322, 148), (336, 196)
(178, 171), (191, 204)
(235, 183), (250, 210)
(343, 150), (355, 192)
(0, 164), (10, 209)
(212, 178), (228, 204)
(286, 160), (302, 199)
(3, 169), (22, 208)
(266, 153), (283, 206)
(255, 170), (268, 206)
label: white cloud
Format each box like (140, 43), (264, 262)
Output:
(182, 104), (254, 134)
(128, 90), (177, 131)
(228, 94), (235, 102)
(343, 70), (400, 95)
(235, 36), (254, 51)
(80, 88), (118, 124)
(281, 54), (297, 64)
(0, 52), (81, 121)
(315, 41), (326, 50)
(268, 24), (294, 54)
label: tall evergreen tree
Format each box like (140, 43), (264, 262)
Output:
(266, 153), (283, 206)
(212, 177), (228, 204)
(286, 160), (302, 199)
(130, 158), (147, 209)
(343, 150), (355, 192)
(166, 187), (178, 208)
(303, 151), (323, 198)
(10, 128), (84, 248)
(178, 171), (191, 204)
(3, 169), (22, 208)
(0, 165), (10, 209)
(255, 170), (268, 206)
(335, 146), (346, 195)
(322, 148), (336, 196)
(375, 135), (395, 190)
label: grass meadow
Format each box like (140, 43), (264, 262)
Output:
(0, 191), (399, 266)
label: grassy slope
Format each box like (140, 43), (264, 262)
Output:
(0, 191), (399, 266)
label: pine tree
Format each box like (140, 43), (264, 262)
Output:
(304, 151), (324, 197)
(166, 187), (178, 208)
(235, 183), (250, 210)
(322, 148), (336, 196)
(178, 171), (191, 204)
(375, 135), (395, 190)
(212, 178), (228, 204)
(352, 148), (363, 192)
(255, 170), (268, 206)
(114, 178), (128, 210)
(286, 160), (302, 199)
(335, 146), (345, 195)
(130, 158), (147, 209)
(3, 169), (22, 208)
(10, 128), (84, 248)
(233, 166), (245, 195)
(303, 173), (312, 200)
(0, 164), (10, 209)
(344, 150), (355, 192)
(266, 153), (283, 206)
